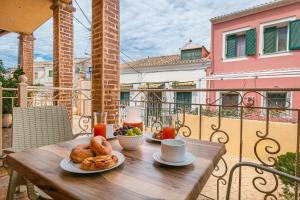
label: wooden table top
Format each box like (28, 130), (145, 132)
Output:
(6, 136), (225, 200)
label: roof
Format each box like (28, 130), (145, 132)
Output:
(121, 54), (209, 70)
(210, 0), (300, 24)
(181, 40), (202, 50)
(0, 0), (53, 34)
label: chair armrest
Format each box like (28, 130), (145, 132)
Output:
(3, 148), (22, 154)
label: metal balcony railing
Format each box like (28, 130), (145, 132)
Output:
(1, 82), (300, 199)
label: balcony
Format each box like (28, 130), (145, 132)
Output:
(1, 81), (300, 200)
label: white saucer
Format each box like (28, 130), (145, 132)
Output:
(153, 151), (195, 166)
(144, 132), (182, 143)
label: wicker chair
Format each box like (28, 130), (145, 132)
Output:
(226, 162), (300, 200)
(5, 106), (78, 200)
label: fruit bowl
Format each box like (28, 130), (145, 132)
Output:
(118, 135), (144, 150)
(114, 126), (144, 150)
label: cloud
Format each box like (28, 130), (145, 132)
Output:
(0, 0), (269, 67)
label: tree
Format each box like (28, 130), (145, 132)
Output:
(0, 60), (24, 114)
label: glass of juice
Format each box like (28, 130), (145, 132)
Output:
(162, 116), (176, 140)
(93, 112), (107, 138)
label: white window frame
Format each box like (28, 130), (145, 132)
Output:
(222, 26), (251, 62)
(259, 16), (296, 58)
(261, 91), (292, 118)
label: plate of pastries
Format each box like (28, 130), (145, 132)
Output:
(144, 131), (182, 143)
(60, 136), (125, 173)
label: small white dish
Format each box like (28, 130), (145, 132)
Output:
(153, 151), (195, 166)
(144, 132), (182, 143)
(60, 151), (125, 174)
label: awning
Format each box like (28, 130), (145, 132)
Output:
(121, 84), (133, 90)
(172, 81), (196, 88)
(0, 0), (53, 34)
(139, 83), (165, 89)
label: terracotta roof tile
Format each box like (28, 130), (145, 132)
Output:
(211, 0), (300, 24)
(121, 54), (209, 69)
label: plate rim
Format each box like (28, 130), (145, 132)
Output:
(152, 151), (195, 166)
(144, 132), (182, 143)
(60, 150), (125, 174)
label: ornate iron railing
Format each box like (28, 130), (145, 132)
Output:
(118, 88), (300, 200)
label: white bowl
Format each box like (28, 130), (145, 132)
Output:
(118, 135), (144, 150)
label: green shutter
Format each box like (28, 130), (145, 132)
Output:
(246, 28), (257, 56)
(226, 35), (237, 58)
(264, 27), (277, 54)
(289, 19), (300, 50)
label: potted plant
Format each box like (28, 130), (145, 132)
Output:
(0, 60), (24, 127)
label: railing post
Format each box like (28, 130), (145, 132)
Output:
(18, 75), (28, 108)
(0, 82), (2, 156)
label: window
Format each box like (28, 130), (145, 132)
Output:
(266, 92), (290, 108)
(224, 28), (256, 59)
(176, 92), (192, 111)
(260, 17), (300, 56)
(236, 35), (246, 57)
(181, 48), (202, 60)
(34, 72), (38, 80)
(48, 70), (53, 78)
(263, 26), (288, 54)
(222, 93), (239, 106)
(120, 92), (130, 106)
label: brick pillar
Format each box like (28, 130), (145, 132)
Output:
(92, 0), (120, 124)
(51, 0), (75, 117)
(18, 33), (34, 85)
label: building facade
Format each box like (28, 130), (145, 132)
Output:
(208, 0), (300, 111)
(120, 40), (210, 112)
(32, 58), (91, 87)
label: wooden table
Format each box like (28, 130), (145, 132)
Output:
(6, 136), (225, 200)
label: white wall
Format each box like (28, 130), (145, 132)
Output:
(121, 69), (206, 84)
(33, 66), (53, 86)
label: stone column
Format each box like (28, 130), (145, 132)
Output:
(51, 0), (75, 117)
(92, 0), (120, 124)
(18, 33), (34, 85)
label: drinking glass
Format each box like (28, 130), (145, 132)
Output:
(123, 106), (143, 130)
(93, 112), (107, 138)
(162, 115), (176, 139)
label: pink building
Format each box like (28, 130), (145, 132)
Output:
(207, 0), (300, 111)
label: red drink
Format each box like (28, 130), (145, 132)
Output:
(162, 127), (176, 139)
(94, 123), (106, 138)
(123, 122), (143, 131)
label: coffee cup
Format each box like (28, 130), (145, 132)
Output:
(161, 139), (186, 163)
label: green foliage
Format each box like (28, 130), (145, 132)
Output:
(0, 60), (25, 114)
(275, 152), (300, 199)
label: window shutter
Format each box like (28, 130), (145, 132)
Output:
(246, 28), (257, 56)
(289, 19), (300, 50)
(226, 35), (237, 58)
(264, 27), (277, 54)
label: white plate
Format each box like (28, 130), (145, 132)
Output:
(144, 132), (182, 143)
(60, 151), (125, 174)
(153, 151), (195, 166)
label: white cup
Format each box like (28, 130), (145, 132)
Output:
(161, 139), (186, 163)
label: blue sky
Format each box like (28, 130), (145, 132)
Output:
(0, 0), (270, 68)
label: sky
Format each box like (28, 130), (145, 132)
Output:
(0, 0), (270, 68)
